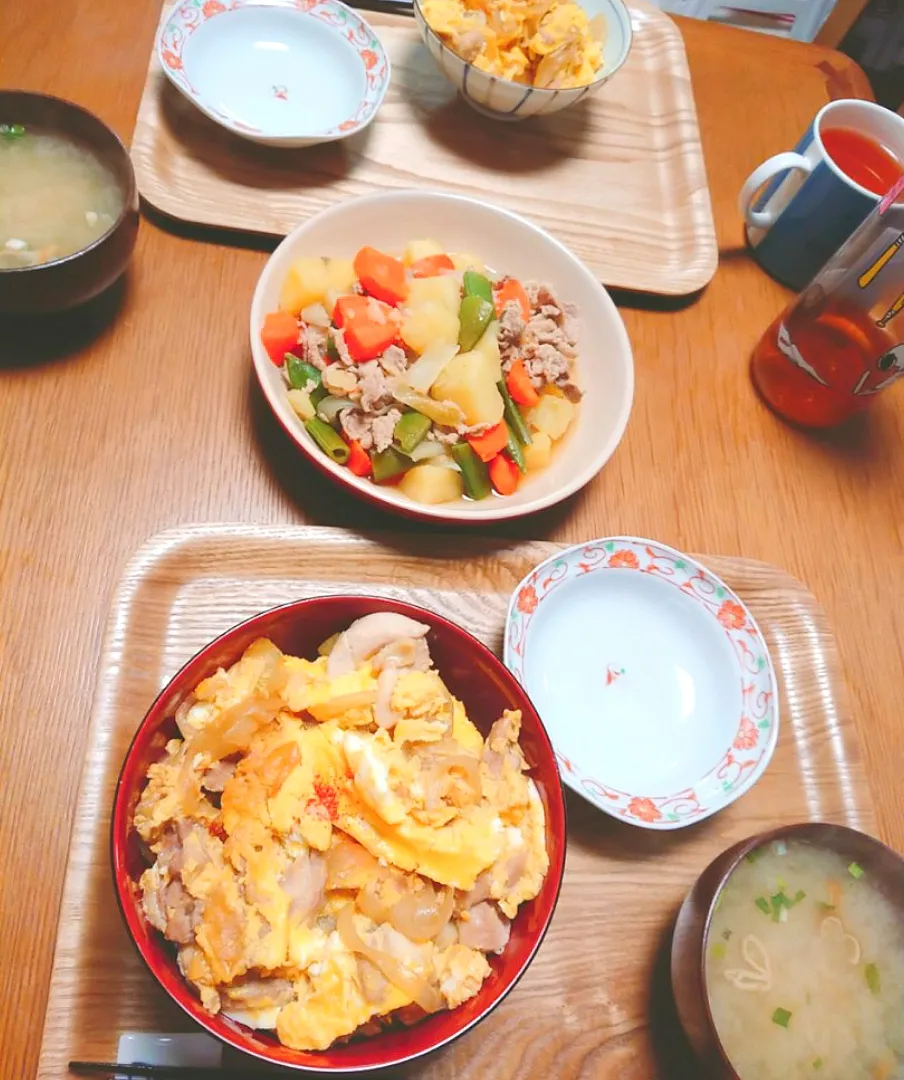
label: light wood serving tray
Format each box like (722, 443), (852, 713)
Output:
(38, 525), (873, 1079)
(131, 4), (717, 297)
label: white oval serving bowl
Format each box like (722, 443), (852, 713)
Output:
(413, 0), (632, 121)
(157, 0), (390, 147)
(249, 190), (634, 524)
(504, 537), (780, 829)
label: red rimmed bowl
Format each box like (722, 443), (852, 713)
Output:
(112, 595), (566, 1072)
(671, 822), (904, 1079)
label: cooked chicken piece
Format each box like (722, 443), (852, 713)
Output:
(370, 636), (431, 674)
(221, 976), (296, 1009)
(281, 850), (327, 923)
(326, 613), (430, 677)
(456, 902), (510, 954)
(141, 865), (203, 945)
(202, 758), (237, 793)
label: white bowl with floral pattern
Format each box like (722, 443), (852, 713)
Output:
(504, 537), (779, 830)
(157, 0), (390, 147)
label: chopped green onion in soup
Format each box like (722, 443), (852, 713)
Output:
(772, 1007), (792, 1027)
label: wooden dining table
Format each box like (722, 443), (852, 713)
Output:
(2, 2), (902, 1077)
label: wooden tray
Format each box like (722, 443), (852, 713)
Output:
(38, 524), (873, 1079)
(131, 3), (717, 297)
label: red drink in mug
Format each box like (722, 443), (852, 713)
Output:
(752, 177), (904, 427)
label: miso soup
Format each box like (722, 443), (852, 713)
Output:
(0, 124), (122, 269)
(707, 839), (904, 1080)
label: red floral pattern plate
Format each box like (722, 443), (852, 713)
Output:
(157, 0), (390, 147)
(504, 537), (779, 830)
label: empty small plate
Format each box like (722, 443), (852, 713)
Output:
(157, 0), (390, 147)
(504, 537), (779, 830)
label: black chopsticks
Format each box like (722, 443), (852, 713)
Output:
(351, 0), (416, 15)
(69, 1063), (284, 1079)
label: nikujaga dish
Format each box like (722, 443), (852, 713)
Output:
(258, 240), (582, 505)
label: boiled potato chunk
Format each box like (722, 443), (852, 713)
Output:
(408, 275), (461, 314)
(279, 257), (329, 315)
(526, 394), (575, 441)
(523, 431), (552, 471)
(401, 303), (460, 355)
(399, 463), (464, 504)
(287, 388), (316, 421)
(451, 252), (486, 275)
(431, 349), (504, 427)
(403, 239), (445, 266)
(325, 258), (357, 293)
(473, 321), (501, 382)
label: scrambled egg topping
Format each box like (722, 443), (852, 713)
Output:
(422, 0), (604, 89)
(134, 614), (549, 1051)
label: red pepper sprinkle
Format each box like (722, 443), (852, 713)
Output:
(208, 821), (227, 841)
(313, 777), (339, 821)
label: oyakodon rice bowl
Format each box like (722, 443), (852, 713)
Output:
(113, 597), (566, 1071)
(672, 823), (904, 1080)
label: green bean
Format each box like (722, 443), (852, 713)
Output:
(285, 355), (322, 391)
(505, 424), (527, 473)
(372, 446), (412, 483)
(463, 270), (493, 305)
(286, 356), (327, 404)
(458, 295), (494, 352)
(305, 416), (350, 465)
(451, 442), (490, 500)
(394, 411), (432, 454)
(498, 379), (532, 445)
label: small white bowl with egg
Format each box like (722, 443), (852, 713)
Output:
(413, 0), (633, 120)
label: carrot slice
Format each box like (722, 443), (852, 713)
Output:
(494, 278), (531, 321)
(333, 295), (398, 361)
(410, 254), (455, 278)
(354, 246), (409, 305)
(467, 420), (509, 462)
(506, 358), (540, 407)
(347, 439), (372, 477)
(488, 452), (520, 496)
(260, 310), (299, 365)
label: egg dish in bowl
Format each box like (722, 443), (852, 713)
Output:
(112, 596), (566, 1071)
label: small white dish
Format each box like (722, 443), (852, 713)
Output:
(249, 189), (634, 524)
(414, 0), (632, 121)
(157, 0), (390, 147)
(504, 537), (779, 829)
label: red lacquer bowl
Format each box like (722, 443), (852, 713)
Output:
(112, 596), (566, 1072)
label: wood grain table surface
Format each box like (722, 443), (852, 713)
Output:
(1, 3), (902, 1078)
